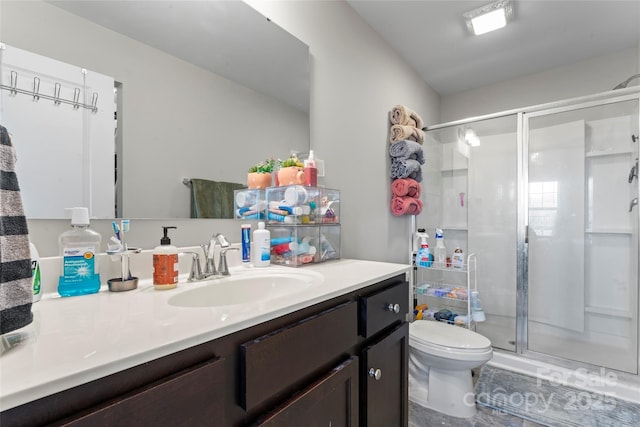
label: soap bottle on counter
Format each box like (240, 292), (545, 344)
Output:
(253, 222), (271, 267)
(58, 207), (102, 297)
(153, 226), (178, 290)
(30, 242), (42, 302)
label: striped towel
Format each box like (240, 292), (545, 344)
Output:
(0, 125), (34, 334)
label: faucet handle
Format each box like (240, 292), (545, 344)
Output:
(180, 251), (204, 282)
(218, 247), (239, 276)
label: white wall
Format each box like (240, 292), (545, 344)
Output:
(440, 46), (640, 123)
(20, 0), (440, 260)
(249, 1), (440, 264)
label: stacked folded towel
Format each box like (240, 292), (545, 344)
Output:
(390, 124), (424, 144)
(390, 158), (422, 182)
(389, 140), (424, 164)
(391, 196), (423, 216)
(392, 178), (421, 198)
(388, 105), (425, 217)
(389, 105), (424, 129)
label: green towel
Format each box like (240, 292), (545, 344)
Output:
(190, 179), (245, 218)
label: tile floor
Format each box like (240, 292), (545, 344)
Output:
(409, 401), (547, 427)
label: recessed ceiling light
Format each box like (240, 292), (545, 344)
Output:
(464, 0), (513, 36)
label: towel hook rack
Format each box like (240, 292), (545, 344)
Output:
(1, 69), (99, 112)
(32, 77), (40, 101)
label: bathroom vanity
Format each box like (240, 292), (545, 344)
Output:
(0, 259), (410, 427)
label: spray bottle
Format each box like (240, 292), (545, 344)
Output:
(434, 228), (447, 268)
(415, 228), (433, 268)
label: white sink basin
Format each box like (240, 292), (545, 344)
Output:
(167, 269), (324, 308)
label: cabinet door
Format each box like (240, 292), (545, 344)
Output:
(361, 323), (408, 427)
(254, 356), (359, 427)
(55, 357), (225, 427)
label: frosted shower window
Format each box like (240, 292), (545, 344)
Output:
(0, 44), (115, 218)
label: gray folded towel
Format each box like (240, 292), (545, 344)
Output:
(389, 140), (424, 164)
(390, 158), (422, 182)
(1, 125), (34, 335)
(190, 178), (246, 218)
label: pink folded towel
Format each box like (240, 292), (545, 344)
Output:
(389, 105), (424, 129)
(389, 124), (424, 144)
(391, 196), (423, 216)
(391, 179), (421, 198)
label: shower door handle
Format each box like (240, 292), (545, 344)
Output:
(630, 198), (638, 213)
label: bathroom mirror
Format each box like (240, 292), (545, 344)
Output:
(0, 0), (310, 219)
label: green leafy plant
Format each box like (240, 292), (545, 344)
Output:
(248, 158), (275, 174)
(280, 155), (303, 168)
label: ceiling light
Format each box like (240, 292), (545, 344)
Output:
(464, 0), (513, 36)
(465, 129), (480, 147)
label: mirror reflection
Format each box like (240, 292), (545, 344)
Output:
(1, 0), (310, 219)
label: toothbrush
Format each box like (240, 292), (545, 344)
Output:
(112, 221), (121, 241)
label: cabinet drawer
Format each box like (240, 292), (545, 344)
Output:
(241, 301), (358, 411)
(359, 281), (408, 338)
(55, 357), (225, 427)
(253, 356), (359, 427)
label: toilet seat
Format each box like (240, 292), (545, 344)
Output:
(410, 321), (491, 356)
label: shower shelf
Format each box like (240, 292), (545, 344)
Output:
(585, 228), (633, 234)
(585, 149), (634, 158)
(585, 305), (632, 319)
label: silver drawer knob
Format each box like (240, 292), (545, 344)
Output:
(386, 303), (400, 314)
(368, 368), (382, 380)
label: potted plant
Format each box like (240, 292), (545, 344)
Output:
(247, 158), (274, 189)
(277, 155), (305, 186)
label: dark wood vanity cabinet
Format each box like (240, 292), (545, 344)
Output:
(1, 274), (408, 427)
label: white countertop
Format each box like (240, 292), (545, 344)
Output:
(0, 259), (409, 412)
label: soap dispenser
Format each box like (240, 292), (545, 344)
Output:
(153, 226), (178, 290)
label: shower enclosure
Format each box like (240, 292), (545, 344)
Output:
(423, 88), (640, 376)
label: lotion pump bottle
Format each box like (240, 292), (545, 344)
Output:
(253, 222), (271, 267)
(153, 226), (178, 290)
(58, 207), (102, 297)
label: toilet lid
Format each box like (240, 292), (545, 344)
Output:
(410, 320), (491, 350)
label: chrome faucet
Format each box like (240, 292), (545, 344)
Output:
(201, 233), (232, 277)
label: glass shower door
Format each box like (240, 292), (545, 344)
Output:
(525, 97), (639, 374)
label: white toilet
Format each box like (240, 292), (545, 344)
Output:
(409, 320), (492, 418)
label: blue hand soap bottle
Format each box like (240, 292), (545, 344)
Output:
(58, 207), (102, 297)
